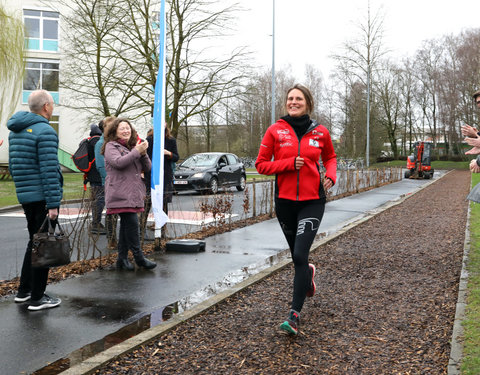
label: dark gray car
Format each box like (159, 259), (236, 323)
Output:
(173, 152), (246, 194)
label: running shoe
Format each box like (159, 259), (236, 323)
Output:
(28, 294), (61, 311)
(14, 291), (31, 303)
(280, 310), (300, 335)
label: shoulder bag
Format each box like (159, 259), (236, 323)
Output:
(32, 216), (71, 268)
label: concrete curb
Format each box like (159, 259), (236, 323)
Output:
(448, 185), (471, 374)
(60, 172), (451, 375)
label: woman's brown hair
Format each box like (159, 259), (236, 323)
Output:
(147, 124), (173, 139)
(101, 118), (138, 154)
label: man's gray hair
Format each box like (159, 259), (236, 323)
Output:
(28, 90), (52, 114)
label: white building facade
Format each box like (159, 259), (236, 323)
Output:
(1, 0), (100, 169)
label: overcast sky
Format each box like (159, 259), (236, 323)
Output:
(232, 0), (480, 80)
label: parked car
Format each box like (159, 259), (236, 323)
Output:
(173, 152), (246, 194)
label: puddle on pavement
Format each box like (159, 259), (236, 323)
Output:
(33, 248), (291, 374)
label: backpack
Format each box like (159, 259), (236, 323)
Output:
(71, 135), (100, 172)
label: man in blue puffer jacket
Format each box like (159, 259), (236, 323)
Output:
(8, 89), (63, 311)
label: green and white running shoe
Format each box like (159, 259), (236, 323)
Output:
(280, 310), (300, 335)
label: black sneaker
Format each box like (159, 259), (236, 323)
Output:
(28, 294), (61, 311)
(280, 309), (300, 335)
(14, 292), (31, 303)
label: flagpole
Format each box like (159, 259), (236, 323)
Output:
(151, 0), (168, 245)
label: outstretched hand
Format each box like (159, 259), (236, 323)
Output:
(462, 124), (479, 138)
(466, 146), (480, 155)
(465, 137), (480, 147)
(470, 159), (480, 173)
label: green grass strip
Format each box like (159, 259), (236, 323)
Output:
(0, 172), (86, 207)
(462, 173), (480, 374)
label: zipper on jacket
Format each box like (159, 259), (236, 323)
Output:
(295, 121), (320, 201)
(296, 138), (301, 201)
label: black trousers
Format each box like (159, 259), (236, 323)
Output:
(90, 184), (105, 226)
(275, 198), (326, 313)
(18, 201), (52, 301)
(118, 212), (141, 261)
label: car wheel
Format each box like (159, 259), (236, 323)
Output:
(209, 177), (218, 194)
(404, 170), (411, 178)
(236, 175), (246, 191)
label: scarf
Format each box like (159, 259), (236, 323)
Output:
(281, 114), (311, 139)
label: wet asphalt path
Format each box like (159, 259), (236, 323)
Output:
(0, 181), (273, 282)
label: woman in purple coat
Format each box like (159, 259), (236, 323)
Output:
(102, 118), (156, 271)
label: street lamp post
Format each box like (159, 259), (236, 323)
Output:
(366, 65), (370, 167)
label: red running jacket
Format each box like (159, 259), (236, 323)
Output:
(255, 119), (337, 201)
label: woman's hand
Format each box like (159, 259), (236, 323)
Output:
(295, 156), (304, 170)
(323, 177), (333, 191)
(135, 140), (148, 155)
(164, 149), (172, 158)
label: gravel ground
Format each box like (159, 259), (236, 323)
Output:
(96, 170), (470, 375)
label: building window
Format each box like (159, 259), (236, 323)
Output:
(23, 9), (59, 52)
(23, 60), (60, 104)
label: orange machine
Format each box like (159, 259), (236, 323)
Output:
(404, 141), (434, 179)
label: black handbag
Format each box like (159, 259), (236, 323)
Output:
(31, 216), (71, 268)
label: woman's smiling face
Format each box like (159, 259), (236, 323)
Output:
(116, 121), (131, 141)
(286, 89), (307, 117)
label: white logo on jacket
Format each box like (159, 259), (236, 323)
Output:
(309, 139), (320, 148)
(278, 134), (292, 142)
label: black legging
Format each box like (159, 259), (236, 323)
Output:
(275, 198), (326, 312)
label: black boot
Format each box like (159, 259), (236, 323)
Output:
(135, 256), (156, 270)
(116, 244), (134, 271)
(116, 258), (134, 271)
(133, 248), (156, 269)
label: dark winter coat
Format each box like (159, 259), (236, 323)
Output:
(145, 134), (179, 202)
(86, 124), (102, 185)
(7, 111), (63, 208)
(104, 140), (151, 209)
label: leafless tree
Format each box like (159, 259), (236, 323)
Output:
(374, 61), (402, 159)
(332, 3), (388, 164)
(58, 0), (137, 120)
(413, 39), (445, 156)
(0, 5), (24, 127)
(59, 0), (249, 136)
(397, 58), (419, 155)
